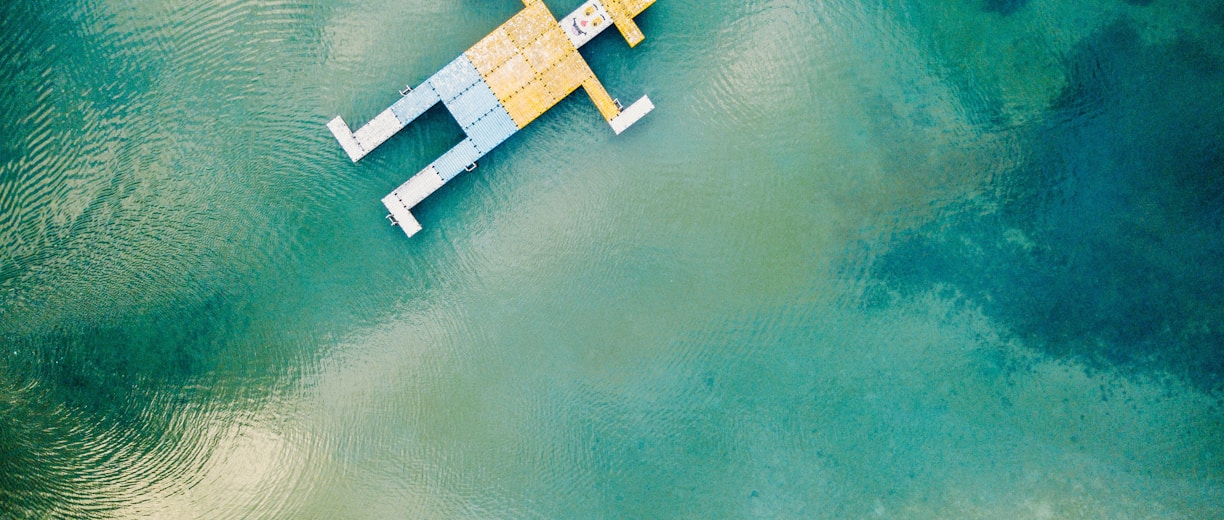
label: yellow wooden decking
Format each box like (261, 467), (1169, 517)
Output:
(464, 0), (639, 128)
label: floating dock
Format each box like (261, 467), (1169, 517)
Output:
(328, 0), (656, 237)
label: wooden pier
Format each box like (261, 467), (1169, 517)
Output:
(328, 0), (656, 237)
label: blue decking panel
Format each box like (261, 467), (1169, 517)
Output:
(430, 55), (482, 102)
(445, 80), (501, 129)
(432, 138), (482, 182)
(465, 105), (518, 154)
(391, 83), (440, 125)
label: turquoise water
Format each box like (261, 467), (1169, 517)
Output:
(2, 0), (1223, 517)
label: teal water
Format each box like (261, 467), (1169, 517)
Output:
(2, 0), (1223, 517)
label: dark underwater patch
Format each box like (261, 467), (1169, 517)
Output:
(982, 0), (1029, 16)
(869, 19), (1224, 390)
(4, 290), (247, 416)
(0, 289), (250, 517)
(1210, 3), (1224, 31)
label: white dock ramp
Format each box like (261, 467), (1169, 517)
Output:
(327, 116), (366, 162)
(609, 95), (654, 134)
(353, 108), (403, 154)
(382, 194), (424, 237)
(381, 166), (447, 237)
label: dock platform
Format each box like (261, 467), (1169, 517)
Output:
(328, 0), (656, 237)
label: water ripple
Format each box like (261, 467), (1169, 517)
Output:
(4, 0), (1224, 517)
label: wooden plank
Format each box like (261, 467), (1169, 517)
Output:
(602, 0), (645, 47)
(621, 0), (656, 16)
(523, 25), (574, 74)
(581, 77), (621, 121)
(504, 79), (557, 127)
(466, 28), (516, 75)
(544, 51), (594, 96)
(504, 1), (552, 46)
(484, 53), (534, 102)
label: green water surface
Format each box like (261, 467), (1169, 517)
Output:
(2, 0), (1223, 518)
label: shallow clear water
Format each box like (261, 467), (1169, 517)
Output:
(2, 0), (1223, 518)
